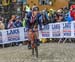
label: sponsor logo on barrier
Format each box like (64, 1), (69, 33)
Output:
(41, 25), (50, 38)
(41, 31), (50, 37)
(63, 23), (71, 36)
(52, 24), (61, 37)
(7, 29), (20, 41)
(0, 22), (75, 44)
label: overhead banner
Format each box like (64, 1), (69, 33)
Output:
(0, 21), (75, 44)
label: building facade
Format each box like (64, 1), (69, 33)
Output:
(0, 0), (68, 18)
(27, 0), (68, 10)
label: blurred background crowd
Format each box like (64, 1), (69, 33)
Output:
(0, 0), (75, 44)
(0, 4), (74, 30)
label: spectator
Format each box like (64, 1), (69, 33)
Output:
(14, 16), (22, 28)
(56, 9), (63, 16)
(63, 6), (69, 14)
(53, 9), (65, 23)
(60, 15), (64, 22)
(14, 16), (22, 46)
(22, 13), (28, 27)
(64, 11), (73, 22)
(54, 14), (59, 23)
(7, 15), (16, 29)
(54, 14), (64, 22)
(5, 18), (10, 29)
(7, 19), (15, 29)
(1, 17), (4, 22)
(48, 9), (56, 23)
(70, 5), (75, 20)
(11, 15), (16, 22)
(22, 18), (26, 27)
(25, 4), (30, 13)
(48, 9), (55, 16)
(0, 21), (5, 30)
(40, 10), (49, 25)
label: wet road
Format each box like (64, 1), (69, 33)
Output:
(0, 43), (75, 62)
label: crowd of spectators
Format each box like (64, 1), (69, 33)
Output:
(0, 5), (74, 30)
(0, 4), (75, 46)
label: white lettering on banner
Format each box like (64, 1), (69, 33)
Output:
(51, 23), (62, 38)
(63, 22), (72, 37)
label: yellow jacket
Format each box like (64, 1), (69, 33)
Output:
(2, 0), (10, 6)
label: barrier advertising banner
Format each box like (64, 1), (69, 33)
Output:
(62, 22), (72, 38)
(39, 24), (50, 38)
(0, 21), (75, 44)
(51, 23), (62, 38)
